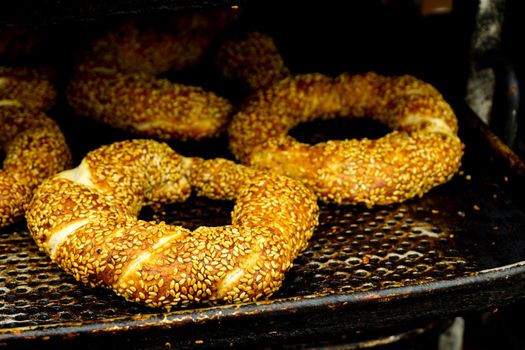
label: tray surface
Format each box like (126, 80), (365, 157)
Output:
(1, 107), (525, 348)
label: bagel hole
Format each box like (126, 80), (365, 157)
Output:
(290, 117), (391, 145)
(140, 194), (234, 231)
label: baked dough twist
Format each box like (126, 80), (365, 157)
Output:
(26, 139), (319, 309)
(229, 72), (464, 206)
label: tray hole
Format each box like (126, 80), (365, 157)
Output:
(334, 272), (348, 279)
(37, 313), (51, 320)
(388, 254), (400, 262)
(370, 276), (382, 282)
(395, 265), (408, 273)
(422, 257), (435, 264)
(14, 314), (29, 321)
(26, 293), (42, 300)
(14, 301), (28, 307)
(347, 257), (361, 265)
(354, 269), (369, 278)
(60, 312), (75, 320)
(395, 248), (407, 255)
(416, 264), (430, 272)
(313, 274), (326, 282)
(328, 261), (339, 268)
(375, 267), (389, 275)
(361, 283), (376, 289)
(318, 257), (329, 263)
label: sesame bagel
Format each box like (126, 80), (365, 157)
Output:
(76, 10), (236, 76)
(67, 72), (233, 140)
(26, 139), (319, 309)
(216, 32), (289, 90)
(0, 66), (57, 110)
(68, 10), (236, 141)
(0, 106), (71, 228)
(229, 72), (464, 206)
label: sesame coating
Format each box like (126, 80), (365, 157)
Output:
(216, 32), (290, 90)
(67, 72), (234, 140)
(76, 10), (235, 76)
(0, 106), (72, 228)
(0, 66), (57, 110)
(228, 72), (464, 206)
(26, 139), (319, 309)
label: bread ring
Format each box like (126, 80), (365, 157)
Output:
(77, 10), (236, 76)
(26, 139), (319, 309)
(229, 72), (464, 206)
(216, 32), (289, 90)
(67, 72), (233, 140)
(1, 106), (71, 228)
(69, 10), (236, 141)
(0, 66), (57, 110)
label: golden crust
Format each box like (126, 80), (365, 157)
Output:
(216, 32), (290, 90)
(228, 72), (464, 206)
(0, 66), (57, 110)
(26, 139), (319, 309)
(0, 106), (72, 227)
(67, 72), (233, 140)
(68, 10), (237, 141)
(76, 10), (236, 75)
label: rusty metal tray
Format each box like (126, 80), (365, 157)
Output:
(1, 103), (525, 349)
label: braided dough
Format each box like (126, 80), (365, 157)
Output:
(26, 140), (319, 309)
(0, 106), (71, 228)
(229, 72), (464, 206)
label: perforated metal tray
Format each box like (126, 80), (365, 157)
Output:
(1, 105), (525, 349)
